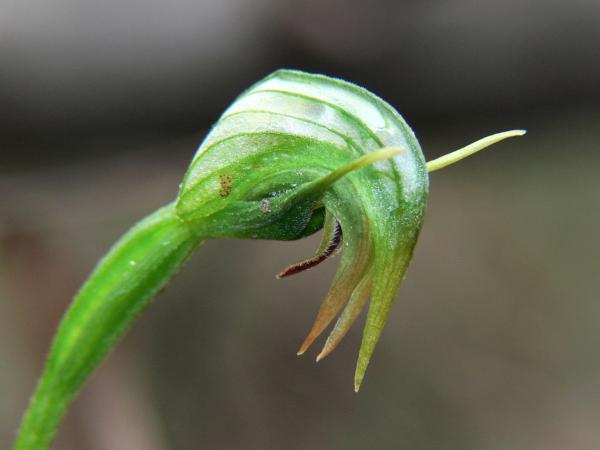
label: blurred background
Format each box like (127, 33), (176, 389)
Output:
(1, 0), (599, 449)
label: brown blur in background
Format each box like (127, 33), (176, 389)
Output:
(1, 1), (599, 449)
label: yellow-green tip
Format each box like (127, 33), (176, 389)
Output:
(354, 378), (362, 393)
(426, 129), (526, 173)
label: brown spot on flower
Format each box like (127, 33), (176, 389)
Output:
(219, 174), (233, 197)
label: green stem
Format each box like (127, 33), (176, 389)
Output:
(13, 203), (202, 450)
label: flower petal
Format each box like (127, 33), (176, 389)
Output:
(316, 270), (372, 361)
(296, 217), (372, 355)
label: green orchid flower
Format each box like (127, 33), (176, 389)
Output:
(12, 69), (524, 450)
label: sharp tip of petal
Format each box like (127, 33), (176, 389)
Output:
(297, 330), (320, 355)
(296, 343), (308, 355)
(296, 340), (311, 356)
(354, 348), (371, 394)
(316, 339), (336, 362)
(354, 371), (365, 392)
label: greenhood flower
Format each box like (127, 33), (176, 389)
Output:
(176, 69), (522, 390)
(13, 69), (524, 450)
